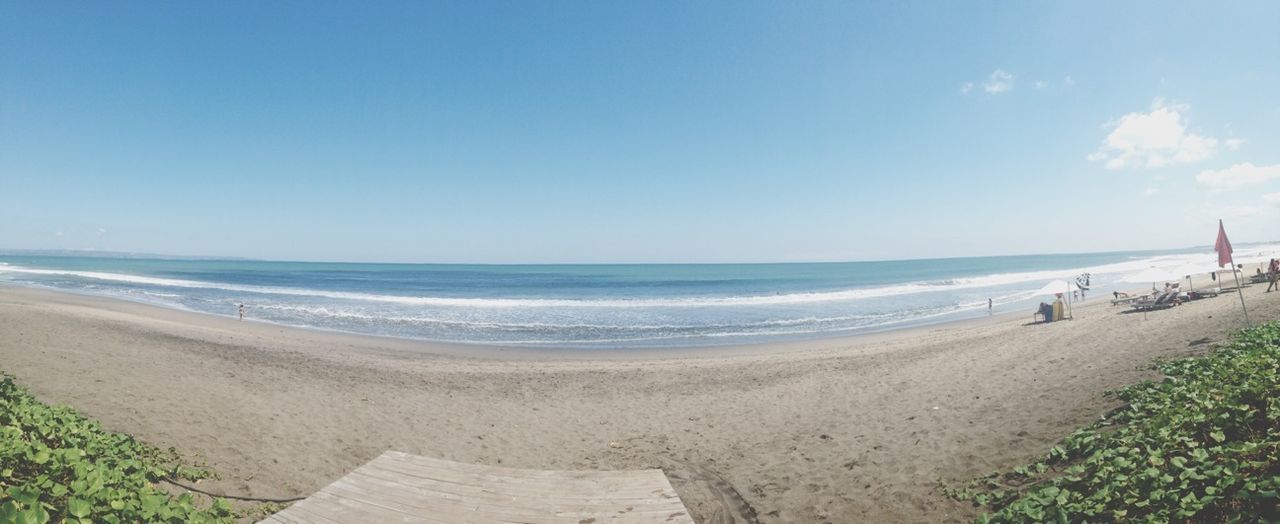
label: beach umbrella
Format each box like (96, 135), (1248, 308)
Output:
(1034, 280), (1078, 319)
(1033, 280), (1078, 295)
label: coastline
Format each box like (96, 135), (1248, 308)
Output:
(0, 281), (1027, 361)
(2, 281), (1276, 521)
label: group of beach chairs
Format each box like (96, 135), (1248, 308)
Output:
(1130, 290), (1183, 311)
(1110, 284), (1222, 312)
(1101, 267), (1274, 315)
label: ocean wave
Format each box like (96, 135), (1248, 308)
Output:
(246, 303), (924, 330)
(225, 288), (1033, 339)
(487, 299), (1005, 345)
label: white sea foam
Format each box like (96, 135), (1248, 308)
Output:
(143, 291), (183, 298)
(248, 303), (925, 330)
(490, 299), (1006, 345)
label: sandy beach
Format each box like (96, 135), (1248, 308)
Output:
(0, 280), (1276, 522)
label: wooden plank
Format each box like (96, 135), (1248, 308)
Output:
(346, 467), (685, 514)
(384, 451), (666, 482)
(272, 499), (350, 524)
(264, 514), (314, 524)
(376, 448), (670, 486)
(357, 460), (682, 502)
(373, 453), (671, 492)
(359, 458), (673, 500)
(261, 451), (695, 524)
(299, 490), (424, 523)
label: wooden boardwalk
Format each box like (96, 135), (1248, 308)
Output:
(261, 451), (695, 523)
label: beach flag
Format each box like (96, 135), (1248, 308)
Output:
(1215, 219), (1233, 268)
(1216, 219), (1250, 327)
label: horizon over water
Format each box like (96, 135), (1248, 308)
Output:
(2, 244), (1278, 349)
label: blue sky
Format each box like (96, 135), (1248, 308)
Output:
(2, 1), (1278, 263)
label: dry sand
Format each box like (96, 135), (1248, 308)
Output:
(1, 280), (1277, 522)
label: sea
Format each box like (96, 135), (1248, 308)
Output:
(2, 244), (1277, 349)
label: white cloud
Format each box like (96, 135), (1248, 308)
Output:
(1034, 80), (1047, 89)
(1143, 186), (1159, 196)
(983, 70), (1014, 94)
(1064, 76), (1075, 87)
(97, 228), (107, 235)
(1226, 138), (1244, 150)
(1264, 192), (1280, 205)
(960, 82), (974, 94)
(1089, 99), (1221, 169)
(1195, 163), (1280, 191)
(54, 231), (63, 237)
(1211, 204), (1264, 219)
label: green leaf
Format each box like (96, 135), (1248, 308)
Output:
(210, 498), (233, 514)
(67, 498), (92, 519)
(140, 494), (164, 514)
(7, 487), (40, 506)
(0, 502), (20, 523)
(17, 505), (49, 524)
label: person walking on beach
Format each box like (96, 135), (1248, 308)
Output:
(1267, 259), (1279, 292)
(987, 298), (992, 315)
(239, 304), (245, 320)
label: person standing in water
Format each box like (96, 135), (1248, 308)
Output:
(987, 298), (992, 315)
(238, 304), (245, 320)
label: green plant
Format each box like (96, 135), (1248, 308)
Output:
(0, 374), (235, 523)
(948, 321), (1280, 523)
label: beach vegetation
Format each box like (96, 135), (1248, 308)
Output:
(948, 320), (1280, 522)
(0, 373), (235, 523)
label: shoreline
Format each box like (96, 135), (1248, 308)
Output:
(1, 279), (1275, 522)
(0, 281), (1029, 361)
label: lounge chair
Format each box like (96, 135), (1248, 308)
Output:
(1131, 292), (1177, 311)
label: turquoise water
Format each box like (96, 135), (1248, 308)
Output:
(2, 245), (1276, 348)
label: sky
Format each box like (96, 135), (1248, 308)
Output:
(2, 1), (1278, 264)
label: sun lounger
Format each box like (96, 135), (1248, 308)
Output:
(1131, 292), (1177, 311)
